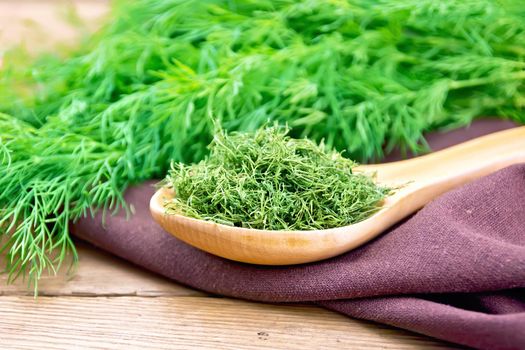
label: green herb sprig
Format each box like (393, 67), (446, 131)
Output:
(165, 126), (390, 230)
(1, 0), (524, 288)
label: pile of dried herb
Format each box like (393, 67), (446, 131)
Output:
(1, 0), (524, 287)
(166, 126), (389, 230)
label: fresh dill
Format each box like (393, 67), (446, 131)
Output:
(165, 126), (390, 230)
(0, 0), (524, 288)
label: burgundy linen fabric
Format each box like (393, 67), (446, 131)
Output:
(72, 120), (525, 349)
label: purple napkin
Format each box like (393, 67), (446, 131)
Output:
(72, 120), (525, 350)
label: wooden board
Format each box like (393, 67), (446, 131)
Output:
(0, 1), (460, 349)
(0, 0), (109, 52)
(0, 294), (459, 350)
(0, 242), (203, 297)
(0, 242), (461, 350)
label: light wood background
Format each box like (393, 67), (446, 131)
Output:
(0, 1), (460, 349)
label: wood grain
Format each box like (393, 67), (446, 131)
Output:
(0, 241), (203, 297)
(0, 2), (460, 349)
(0, 244), (459, 349)
(0, 239), (461, 350)
(0, 296), (460, 350)
(0, 0), (108, 52)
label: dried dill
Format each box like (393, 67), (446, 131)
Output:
(165, 126), (390, 230)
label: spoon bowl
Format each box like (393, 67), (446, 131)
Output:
(150, 127), (525, 265)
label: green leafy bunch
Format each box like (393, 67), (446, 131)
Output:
(1, 0), (524, 288)
(166, 126), (390, 230)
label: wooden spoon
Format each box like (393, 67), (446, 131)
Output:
(150, 126), (525, 265)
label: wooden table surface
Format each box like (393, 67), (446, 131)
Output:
(0, 1), (459, 349)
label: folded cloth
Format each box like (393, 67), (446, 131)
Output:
(72, 120), (525, 350)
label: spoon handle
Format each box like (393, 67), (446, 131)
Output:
(361, 126), (525, 186)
